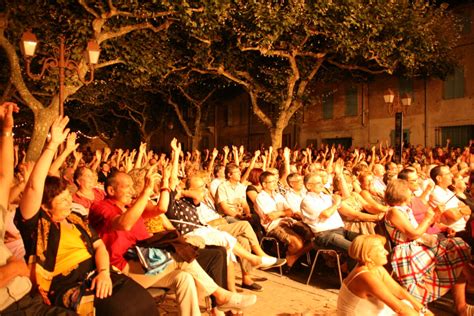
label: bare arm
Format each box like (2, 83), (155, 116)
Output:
(111, 167), (159, 231)
(241, 150), (260, 184)
(0, 102), (18, 209)
(49, 132), (79, 177)
(20, 116), (70, 220)
(386, 207), (435, 240)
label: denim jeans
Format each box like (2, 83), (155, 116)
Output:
(313, 227), (358, 252)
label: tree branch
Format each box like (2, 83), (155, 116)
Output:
(97, 20), (173, 44)
(326, 58), (390, 75)
(78, 0), (100, 18)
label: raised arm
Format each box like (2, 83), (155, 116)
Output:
(49, 132), (79, 177)
(0, 102), (18, 210)
(169, 138), (181, 191)
(20, 116), (70, 220)
(241, 150), (260, 184)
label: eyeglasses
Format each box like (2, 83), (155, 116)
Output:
(264, 180), (277, 183)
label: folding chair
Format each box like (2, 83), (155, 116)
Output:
(259, 236), (284, 276)
(305, 246), (343, 286)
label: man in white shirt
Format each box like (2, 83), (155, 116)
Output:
(255, 172), (313, 269)
(429, 165), (471, 237)
(300, 174), (357, 252)
(216, 164), (250, 221)
(284, 173), (307, 214)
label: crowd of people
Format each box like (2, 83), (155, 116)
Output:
(1, 100), (474, 315)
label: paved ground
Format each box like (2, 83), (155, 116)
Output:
(155, 259), (471, 315)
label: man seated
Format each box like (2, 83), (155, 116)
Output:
(300, 173), (358, 255)
(429, 165), (471, 240)
(196, 178), (276, 291)
(89, 171), (257, 315)
(255, 171), (313, 270)
(216, 163), (251, 221)
(284, 172), (307, 215)
(166, 175), (286, 281)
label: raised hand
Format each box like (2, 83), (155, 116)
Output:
(283, 147), (290, 161)
(139, 142), (147, 153)
(73, 150), (83, 162)
(65, 132), (79, 152)
(49, 116), (70, 146)
(223, 146), (229, 155)
(212, 148), (218, 159)
(0, 101), (19, 131)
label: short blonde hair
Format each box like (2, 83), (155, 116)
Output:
(348, 234), (386, 264)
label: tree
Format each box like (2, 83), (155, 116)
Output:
(0, 0), (174, 160)
(161, 72), (218, 150)
(166, 0), (460, 148)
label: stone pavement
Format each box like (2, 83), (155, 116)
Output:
(154, 262), (465, 315)
(157, 265), (340, 315)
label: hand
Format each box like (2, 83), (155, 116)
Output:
(139, 142), (147, 153)
(283, 147), (290, 161)
(95, 149), (102, 161)
(334, 158), (344, 175)
(65, 132), (79, 152)
(49, 116), (70, 146)
(90, 271), (112, 299)
(239, 145), (244, 155)
(332, 195), (342, 207)
(73, 150), (83, 162)
(143, 164), (160, 196)
(388, 148), (394, 156)
(0, 101), (19, 131)
(254, 150), (260, 159)
(330, 146), (336, 156)
(223, 146), (229, 155)
(212, 148), (218, 159)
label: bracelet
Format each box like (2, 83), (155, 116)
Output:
(0, 131), (13, 137)
(98, 268), (109, 274)
(44, 147), (56, 152)
(160, 187), (171, 193)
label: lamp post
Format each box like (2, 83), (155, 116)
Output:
(20, 30), (100, 117)
(383, 88), (412, 163)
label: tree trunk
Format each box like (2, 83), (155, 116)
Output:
(190, 133), (202, 151)
(26, 107), (56, 161)
(270, 127), (283, 149)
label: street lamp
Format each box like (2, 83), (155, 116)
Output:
(383, 88), (412, 116)
(383, 88), (412, 163)
(20, 30), (100, 117)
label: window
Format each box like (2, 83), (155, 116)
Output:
(398, 78), (414, 100)
(443, 67), (464, 100)
(441, 125), (474, 148)
(322, 94), (334, 120)
(345, 86), (358, 116)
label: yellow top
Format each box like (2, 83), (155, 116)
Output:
(54, 222), (92, 276)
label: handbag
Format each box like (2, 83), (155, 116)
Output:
(136, 229), (198, 263)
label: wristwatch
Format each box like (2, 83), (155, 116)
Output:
(419, 306), (427, 315)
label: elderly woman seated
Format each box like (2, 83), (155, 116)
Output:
(384, 179), (473, 315)
(15, 117), (157, 315)
(337, 234), (430, 316)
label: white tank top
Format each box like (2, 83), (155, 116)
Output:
(336, 270), (396, 316)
